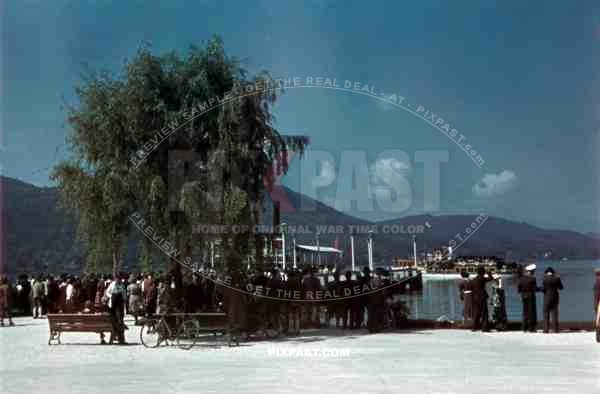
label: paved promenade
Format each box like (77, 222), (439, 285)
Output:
(0, 317), (598, 394)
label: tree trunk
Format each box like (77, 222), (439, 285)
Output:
(170, 254), (182, 307)
(169, 213), (183, 308)
(111, 240), (120, 278)
(225, 233), (242, 273)
(254, 202), (264, 269)
(169, 232), (183, 308)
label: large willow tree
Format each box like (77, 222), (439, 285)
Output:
(52, 37), (306, 286)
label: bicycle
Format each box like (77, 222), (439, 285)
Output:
(139, 314), (200, 350)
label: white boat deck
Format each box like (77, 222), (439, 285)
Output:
(421, 272), (513, 280)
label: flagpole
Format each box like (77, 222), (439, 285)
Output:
(424, 220), (432, 263)
(293, 235), (297, 269)
(333, 237), (339, 273)
(281, 222), (287, 271)
(350, 230), (355, 272)
(368, 230), (374, 271)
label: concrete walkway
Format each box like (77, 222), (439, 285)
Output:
(0, 317), (598, 394)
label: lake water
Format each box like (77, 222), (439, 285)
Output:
(399, 260), (600, 322)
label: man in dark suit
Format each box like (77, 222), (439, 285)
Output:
(518, 264), (539, 332)
(470, 267), (493, 332)
(541, 267), (564, 333)
(355, 267), (371, 329)
(458, 270), (473, 326)
(343, 271), (358, 329)
(302, 267), (322, 328)
(366, 272), (385, 333)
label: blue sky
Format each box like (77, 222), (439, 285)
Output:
(1, 0), (598, 232)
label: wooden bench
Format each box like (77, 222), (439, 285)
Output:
(47, 313), (116, 345)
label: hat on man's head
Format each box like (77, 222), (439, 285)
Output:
(525, 264), (536, 272)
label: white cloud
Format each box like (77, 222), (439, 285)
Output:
(369, 157), (412, 213)
(473, 170), (516, 198)
(315, 156), (413, 213)
(369, 157), (410, 186)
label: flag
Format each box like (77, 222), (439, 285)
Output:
(425, 221), (432, 230)
(346, 237), (352, 258)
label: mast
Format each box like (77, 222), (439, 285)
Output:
(412, 235), (417, 268)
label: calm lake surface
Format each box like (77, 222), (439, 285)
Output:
(399, 260), (600, 322)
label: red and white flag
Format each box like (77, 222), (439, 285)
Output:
(333, 237), (340, 250)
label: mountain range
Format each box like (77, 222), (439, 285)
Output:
(2, 176), (598, 275)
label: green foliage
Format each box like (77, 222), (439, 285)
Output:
(223, 187), (248, 225)
(53, 36), (307, 278)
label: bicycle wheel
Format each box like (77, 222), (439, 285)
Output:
(176, 319), (200, 350)
(140, 319), (162, 348)
(140, 319), (160, 348)
(263, 319), (280, 338)
(385, 308), (396, 329)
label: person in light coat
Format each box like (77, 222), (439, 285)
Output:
(0, 275), (15, 326)
(31, 275), (45, 318)
(127, 275), (143, 324)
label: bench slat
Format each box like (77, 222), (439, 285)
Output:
(49, 319), (112, 325)
(51, 326), (113, 332)
(48, 314), (114, 333)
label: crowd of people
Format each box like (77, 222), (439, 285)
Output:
(0, 265), (408, 338)
(2, 265), (599, 342)
(222, 265), (409, 336)
(457, 264), (587, 334)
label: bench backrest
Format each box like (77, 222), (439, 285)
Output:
(47, 313), (113, 330)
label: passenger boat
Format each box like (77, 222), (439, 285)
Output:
(417, 256), (519, 280)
